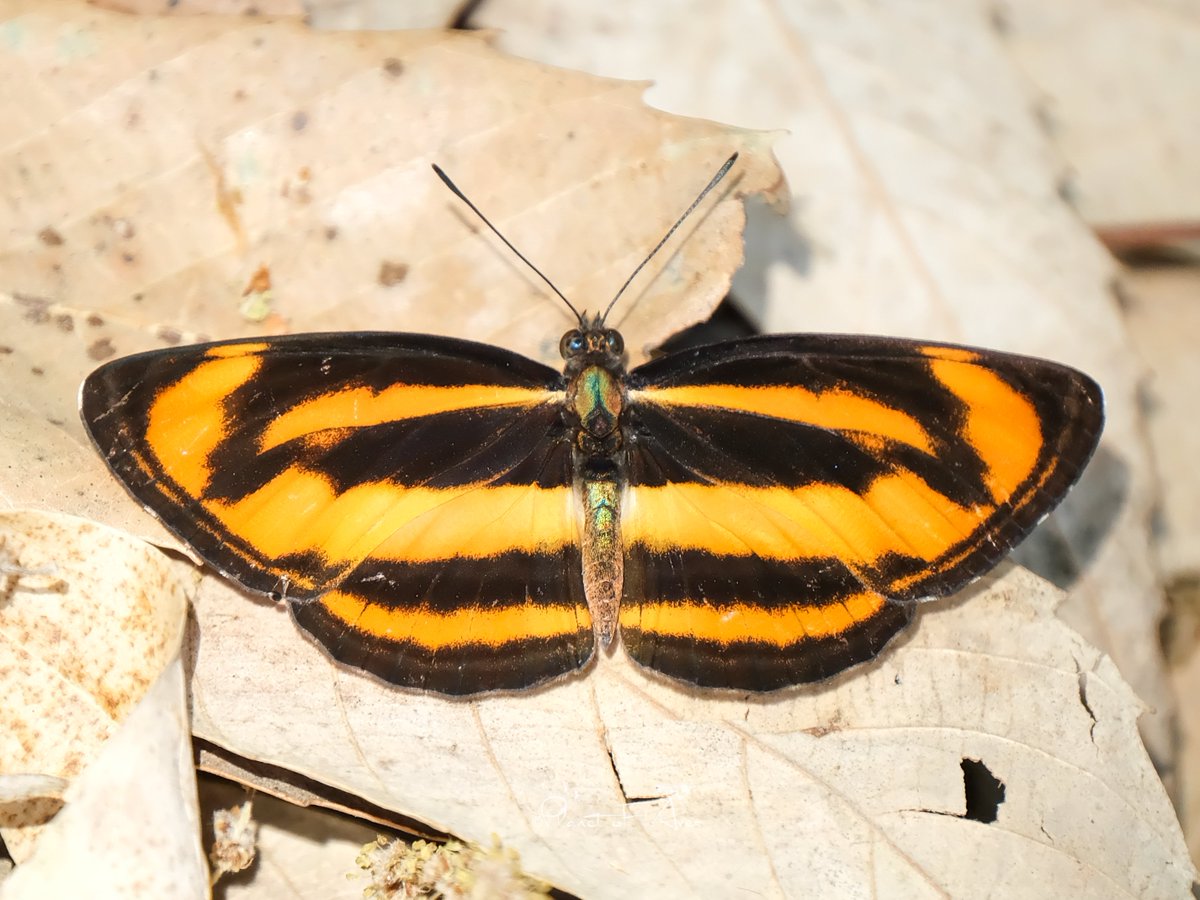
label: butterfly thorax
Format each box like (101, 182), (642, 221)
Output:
(560, 317), (628, 646)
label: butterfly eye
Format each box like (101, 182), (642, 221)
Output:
(604, 331), (624, 355)
(560, 330), (585, 358)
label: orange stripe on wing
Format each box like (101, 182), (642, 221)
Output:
(631, 384), (936, 454)
(261, 384), (561, 451)
(620, 592), (888, 646)
(623, 477), (987, 564)
(319, 590), (591, 650)
(205, 342), (270, 358)
(145, 354), (261, 495)
(918, 344), (978, 364)
(927, 357), (1043, 501)
(207, 472), (577, 565)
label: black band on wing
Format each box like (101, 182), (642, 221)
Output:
(289, 547), (593, 694)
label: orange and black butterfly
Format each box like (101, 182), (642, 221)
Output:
(80, 156), (1103, 695)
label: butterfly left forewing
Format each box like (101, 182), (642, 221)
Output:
(81, 333), (594, 693)
(619, 334), (1103, 690)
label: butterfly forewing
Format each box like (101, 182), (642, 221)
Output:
(618, 334), (1103, 690)
(81, 333), (594, 694)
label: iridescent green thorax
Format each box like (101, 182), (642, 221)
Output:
(574, 366), (623, 440)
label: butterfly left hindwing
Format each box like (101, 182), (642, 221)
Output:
(81, 327), (1103, 694)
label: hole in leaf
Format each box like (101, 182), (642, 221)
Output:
(961, 758), (1005, 824)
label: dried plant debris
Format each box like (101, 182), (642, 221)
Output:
(356, 835), (551, 900)
(209, 801), (258, 884)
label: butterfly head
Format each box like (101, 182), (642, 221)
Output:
(559, 313), (625, 372)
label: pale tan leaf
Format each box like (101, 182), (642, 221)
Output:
(996, 0), (1200, 229)
(477, 0), (1176, 827)
(0, 510), (200, 891)
(6, 0), (1192, 896)
(2, 663), (206, 898)
(0, 0), (782, 558)
(99, 0), (306, 17)
(188, 565), (1193, 897)
(0, 0), (782, 370)
(306, 0), (466, 30)
(1122, 265), (1200, 869)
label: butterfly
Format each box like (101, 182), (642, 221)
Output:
(80, 155), (1104, 695)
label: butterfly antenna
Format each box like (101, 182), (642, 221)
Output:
(432, 164), (584, 324)
(600, 152), (739, 324)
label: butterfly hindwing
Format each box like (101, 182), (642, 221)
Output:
(618, 334), (1103, 690)
(81, 333), (594, 694)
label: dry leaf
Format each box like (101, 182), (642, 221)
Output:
(0, 0), (782, 367)
(996, 0), (1200, 229)
(0, 0), (782, 541)
(1122, 265), (1200, 867)
(306, 0), (467, 30)
(187, 564), (1193, 896)
(2, 664), (206, 898)
(479, 0), (1165, 706)
(3, 0), (1193, 896)
(100, 0), (306, 17)
(0, 510), (202, 893)
(477, 0), (1183, 853)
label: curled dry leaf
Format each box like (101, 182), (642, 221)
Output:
(0, 510), (199, 887)
(0, 774), (69, 804)
(0, 0), (782, 551)
(0, 0), (783, 367)
(2, 664), (207, 898)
